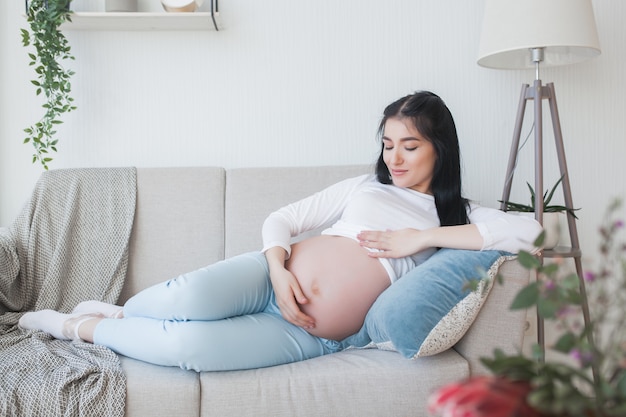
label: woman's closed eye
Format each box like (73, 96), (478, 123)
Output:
(384, 146), (418, 151)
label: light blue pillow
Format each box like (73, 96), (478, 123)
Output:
(342, 248), (510, 359)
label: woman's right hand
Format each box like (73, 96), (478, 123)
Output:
(265, 247), (316, 330)
(270, 267), (316, 330)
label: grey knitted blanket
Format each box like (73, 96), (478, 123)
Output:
(0, 168), (136, 417)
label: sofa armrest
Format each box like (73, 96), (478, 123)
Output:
(0, 227), (20, 314)
(454, 258), (531, 376)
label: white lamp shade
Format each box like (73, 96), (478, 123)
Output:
(478, 0), (601, 69)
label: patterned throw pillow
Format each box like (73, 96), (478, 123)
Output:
(343, 249), (510, 359)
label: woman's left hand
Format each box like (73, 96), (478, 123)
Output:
(357, 228), (428, 258)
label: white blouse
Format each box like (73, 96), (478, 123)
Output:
(262, 174), (542, 282)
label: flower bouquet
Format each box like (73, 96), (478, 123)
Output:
(429, 199), (626, 417)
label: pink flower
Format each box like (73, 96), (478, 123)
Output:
(428, 376), (541, 417)
(583, 271), (596, 283)
(556, 306), (576, 319)
(570, 348), (594, 367)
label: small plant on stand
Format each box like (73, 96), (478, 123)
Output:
(21, 0), (76, 170)
(499, 176), (580, 219)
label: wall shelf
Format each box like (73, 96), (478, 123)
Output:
(59, 12), (219, 31)
(24, 0), (220, 31)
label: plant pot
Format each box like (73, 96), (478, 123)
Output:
(161, 0), (203, 12)
(541, 212), (562, 249)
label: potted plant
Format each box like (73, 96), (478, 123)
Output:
(429, 199), (626, 417)
(21, 0), (76, 170)
(499, 176), (580, 249)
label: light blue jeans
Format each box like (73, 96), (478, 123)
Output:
(93, 252), (341, 371)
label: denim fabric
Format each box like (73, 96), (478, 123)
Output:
(94, 252), (340, 371)
(343, 249), (508, 358)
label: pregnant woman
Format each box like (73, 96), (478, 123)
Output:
(19, 91), (542, 371)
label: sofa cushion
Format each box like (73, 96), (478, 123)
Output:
(360, 248), (509, 359)
(199, 348), (468, 417)
(121, 356), (200, 417)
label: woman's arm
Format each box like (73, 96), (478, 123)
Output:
(261, 174), (371, 257)
(358, 205), (543, 258)
(357, 224), (483, 259)
(468, 205), (543, 253)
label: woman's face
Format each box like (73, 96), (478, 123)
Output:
(382, 117), (437, 194)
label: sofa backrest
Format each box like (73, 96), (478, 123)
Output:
(119, 167), (227, 304)
(224, 165), (372, 258)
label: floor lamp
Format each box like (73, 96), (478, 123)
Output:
(477, 0), (601, 359)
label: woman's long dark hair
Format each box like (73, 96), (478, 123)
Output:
(375, 91), (470, 226)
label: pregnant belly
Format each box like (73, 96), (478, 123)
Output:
(285, 235), (390, 340)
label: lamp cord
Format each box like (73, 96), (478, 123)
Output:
(503, 121), (535, 198)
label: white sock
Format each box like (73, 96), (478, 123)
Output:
(72, 300), (123, 318)
(18, 310), (77, 340)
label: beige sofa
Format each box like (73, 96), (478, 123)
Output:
(111, 165), (531, 417)
(3, 165), (530, 416)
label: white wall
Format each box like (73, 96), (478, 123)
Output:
(2, 0), (625, 264)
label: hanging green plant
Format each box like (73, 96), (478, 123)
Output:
(21, 0), (76, 170)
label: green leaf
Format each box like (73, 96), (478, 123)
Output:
(616, 371), (626, 398)
(510, 282), (540, 310)
(537, 297), (560, 318)
(553, 332), (577, 353)
(543, 175), (563, 207)
(21, 28), (30, 45)
(540, 262), (559, 276)
(498, 201), (534, 212)
(462, 278), (480, 293)
(561, 273), (581, 290)
(563, 290), (582, 305)
(525, 182), (537, 209)
(530, 343), (545, 361)
(517, 251), (541, 270)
